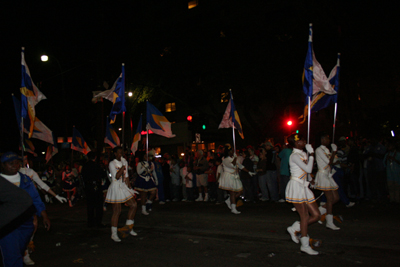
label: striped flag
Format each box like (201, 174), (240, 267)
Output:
(146, 101), (175, 138)
(104, 118), (120, 148)
(71, 127), (91, 155)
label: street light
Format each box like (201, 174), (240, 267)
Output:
(128, 92), (133, 97)
(41, 55), (49, 62)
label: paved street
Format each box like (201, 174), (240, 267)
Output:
(10, 198), (400, 267)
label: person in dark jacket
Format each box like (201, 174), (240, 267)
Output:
(81, 152), (107, 228)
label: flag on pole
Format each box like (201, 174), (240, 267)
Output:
(93, 64), (126, 124)
(131, 114), (142, 155)
(302, 24), (314, 98)
(13, 95), (54, 144)
(218, 91), (244, 139)
(104, 118), (120, 148)
(45, 133), (58, 163)
(299, 53), (340, 123)
(20, 47), (47, 138)
(71, 127), (91, 155)
(19, 134), (37, 157)
(146, 101), (176, 138)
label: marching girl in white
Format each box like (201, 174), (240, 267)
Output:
(286, 133), (320, 255)
(135, 153), (158, 215)
(219, 144), (254, 214)
(105, 146), (138, 242)
(314, 132), (340, 230)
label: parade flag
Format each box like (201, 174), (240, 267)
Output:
(71, 127), (91, 155)
(20, 48), (47, 138)
(19, 134), (37, 157)
(219, 91), (244, 139)
(45, 133), (58, 163)
(131, 114), (142, 155)
(146, 101), (176, 138)
(104, 118), (120, 148)
(93, 64), (126, 124)
(302, 24), (314, 98)
(299, 54), (340, 123)
(13, 95), (54, 144)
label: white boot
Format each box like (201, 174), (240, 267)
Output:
(318, 206), (327, 224)
(300, 236), (319, 255)
(225, 197), (231, 209)
(231, 204), (241, 214)
(111, 227), (121, 242)
(142, 205), (149, 215)
(287, 221), (300, 244)
(326, 214), (340, 230)
(204, 193), (209, 202)
(23, 251), (35, 265)
(195, 194), (203, 202)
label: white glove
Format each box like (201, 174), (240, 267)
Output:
(45, 194), (50, 203)
(55, 195), (68, 203)
(249, 172), (256, 177)
(133, 190), (140, 195)
(305, 144), (314, 154)
(331, 143), (337, 152)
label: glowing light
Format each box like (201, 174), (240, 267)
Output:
(118, 128), (122, 131)
(391, 130), (395, 137)
(187, 115), (192, 122)
(287, 120), (293, 126)
(41, 55), (49, 62)
(128, 92), (133, 97)
(181, 153), (185, 157)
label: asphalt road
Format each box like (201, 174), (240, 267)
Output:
(6, 198), (400, 267)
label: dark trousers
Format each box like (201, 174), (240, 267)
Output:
(85, 190), (104, 227)
(0, 223), (34, 267)
(208, 182), (217, 200)
(163, 178), (171, 201)
(186, 187), (194, 201)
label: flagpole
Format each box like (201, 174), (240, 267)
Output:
(307, 96), (311, 144)
(332, 103), (338, 142)
(71, 126), (74, 166)
(229, 89), (237, 153)
(21, 117), (25, 161)
(332, 53), (340, 143)
(122, 111), (125, 150)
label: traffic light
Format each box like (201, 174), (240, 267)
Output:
(287, 120), (293, 126)
(187, 115), (193, 122)
(202, 124), (206, 130)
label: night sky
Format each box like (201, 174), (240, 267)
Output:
(1, 0), (399, 154)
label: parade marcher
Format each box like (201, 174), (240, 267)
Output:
(194, 150), (209, 202)
(81, 152), (107, 228)
(170, 158), (180, 201)
(315, 132), (340, 230)
(0, 152), (51, 266)
(105, 146), (138, 242)
(135, 153), (158, 215)
(219, 144), (255, 214)
(285, 134), (320, 255)
(20, 156), (66, 265)
(62, 164), (78, 207)
(278, 143), (292, 202)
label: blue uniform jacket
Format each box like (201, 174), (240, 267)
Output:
(18, 172), (46, 218)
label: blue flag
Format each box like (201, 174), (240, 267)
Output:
(299, 53), (340, 123)
(20, 48), (47, 138)
(109, 64), (126, 124)
(104, 118), (120, 148)
(146, 101), (175, 138)
(13, 95), (54, 144)
(71, 127), (91, 155)
(131, 114), (142, 155)
(218, 91), (244, 139)
(302, 24), (313, 98)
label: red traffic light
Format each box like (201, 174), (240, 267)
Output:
(287, 120), (293, 126)
(187, 115), (193, 122)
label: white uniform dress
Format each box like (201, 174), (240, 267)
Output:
(285, 148), (316, 204)
(218, 156), (243, 192)
(315, 145), (339, 191)
(19, 167), (50, 192)
(105, 158), (135, 203)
